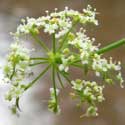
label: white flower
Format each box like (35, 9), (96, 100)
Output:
(59, 64), (65, 71)
(4, 5), (124, 116)
(117, 72), (124, 88)
(71, 80), (83, 91)
(14, 6), (98, 37)
(55, 28), (69, 39)
(48, 88), (60, 114)
(59, 57), (69, 72)
(82, 5), (98, 25)
(4, 42), (31, 85)
(86, 106), (98, 117)
(50, 87), (60, 96)
(17, 24), (30, 34)
(71, 79), (104, 117)
(44, 23), (58, 34)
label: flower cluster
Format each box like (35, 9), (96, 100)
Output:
(59, 29), (124, 87)
(92, 55), (123, 86)
(71, 79), (104, 116)
(3, 41), (31, 113)
(1, 5), (124, 117)
(5, 84), (26, 101)
(14, 5), (98, 39)
(48, 88), (60, 114)
(59, 48), (75, 72)
(4, 42), (31, 84)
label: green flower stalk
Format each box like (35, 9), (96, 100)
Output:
(1, 5), (125, 117)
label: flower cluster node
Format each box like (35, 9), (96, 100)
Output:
(1, 5), (124, 116)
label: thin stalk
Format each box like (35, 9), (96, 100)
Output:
(61, 72), (71, 85)
(58, 21), (78, 51)
(52, 65), (58, 112)
(30, 57), (48, 60)
(51, 32), (58, 112)
(97, 39), (125, 54)
(70, 39), (125, 65)
(29, 61), (48, 66)
(31, 32), (49, 52)
(71, 63), (84, 68)
(52, 33), (56, 53)
(16, 97), (21, 111)
(10, 63), (16, 80)
(25, 64), (51, 90)
(57, 68), (71, 85)
(70, 58), (81, 65)
(57, 72), (64, 88)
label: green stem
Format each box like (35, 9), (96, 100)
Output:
(61, 73), (71, 85)
(25, 64), (51, 90)
(29, 61), (48, 66)
(10, 63), (16, 80)
(30, 32), (49, 52)
(57, 71), (64, 88)
(51, 32), (58, 112)
(52, 33), (56, 53)
(30, 57), (48, 60)
(97, 39), (125, 54)
(71, 63), (84, 68)
(58, 21), (78, 51)
(52, 65), (58, 112)
(57, 68), (71, 85)
(70, 39), (125, 65)
(16, 97), (21, 111)
(70, 58), (81, 65)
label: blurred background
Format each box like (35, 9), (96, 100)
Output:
(0, 0), (125, 125)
